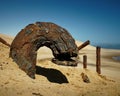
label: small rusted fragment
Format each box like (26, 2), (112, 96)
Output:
(81, 72), (90, 83)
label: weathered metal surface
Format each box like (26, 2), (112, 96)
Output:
(83, 55), (87, 68)
(0, 37), (11, 47)
(10, 22), (78, 79)
(78, 40), (90, 50)
(96, 46), (101, 74)
(81, 72), (90, 83)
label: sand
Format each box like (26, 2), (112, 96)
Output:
(0, 33), (120, 96)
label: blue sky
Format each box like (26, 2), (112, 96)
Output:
(0, 0), (120, 45)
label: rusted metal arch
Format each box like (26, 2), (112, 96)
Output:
(10, 22), (78, 79)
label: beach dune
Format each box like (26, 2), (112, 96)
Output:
(0, 33), (120, 96)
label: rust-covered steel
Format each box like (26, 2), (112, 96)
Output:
(78, 40), (90, 50)
(10, 22), (78, 79)
(83, 55), (87, 69)
(0, 37), (11, 47)
(96, 46), (101, 74)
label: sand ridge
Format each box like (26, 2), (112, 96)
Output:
(0, 33), (120, 96)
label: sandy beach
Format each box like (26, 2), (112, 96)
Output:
(0, 33), (120, 96)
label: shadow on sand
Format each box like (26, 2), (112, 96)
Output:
(36, 66), (69, 84)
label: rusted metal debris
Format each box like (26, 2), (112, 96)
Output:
(96, 46), (101, 74)
(83, 55), (87, 68)
(78, 40), (90, 50)
(0, 37), (11, 47)
(81, 72), (90, 83)
(10, 22), (78, 79)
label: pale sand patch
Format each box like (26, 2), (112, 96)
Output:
(0, 33), (120, 96)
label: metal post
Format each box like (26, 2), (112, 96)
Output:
(96, 46), (101, 74)
(78, 40), (90, 50)
(83, 55), (87, 68)
(0, 37), (10, 47)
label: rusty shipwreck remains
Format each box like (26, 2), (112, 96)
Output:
(10, 22), (79, 79)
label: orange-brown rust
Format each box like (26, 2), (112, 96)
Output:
(78, 40), (90, 50)
(10, 22), (78, 79)
(0, 37), (11, 47)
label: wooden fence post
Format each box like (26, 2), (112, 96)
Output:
(96, 46), (101, 74)
(83, 55), (87, 68)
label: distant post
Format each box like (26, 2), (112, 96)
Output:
(83, 55), (87, 68)
(96, 46), (101, 74)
